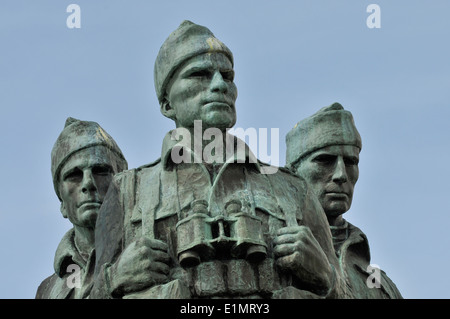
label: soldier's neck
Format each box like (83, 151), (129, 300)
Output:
(184, 126), (229, 164)
(73, 225), (95, 260)
(327, 214), (345, 227)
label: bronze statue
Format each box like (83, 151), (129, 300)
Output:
(91, 21), (346, 299)
(36, 117), (127, 299)
(285, 103), (402, 298)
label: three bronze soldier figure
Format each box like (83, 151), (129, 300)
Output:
(36, 21), (401, 299)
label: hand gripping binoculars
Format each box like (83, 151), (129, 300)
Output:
(176, 199), (267, 267)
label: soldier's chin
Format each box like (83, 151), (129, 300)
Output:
(80, 209), (99, 228)
(324, 201), (349, 216)
(202, 110), (236, 129)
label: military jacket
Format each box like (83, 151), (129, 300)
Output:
(332, 220), (402, 299)
(36, 228), (95, 299)
(92, 132), (344, 298)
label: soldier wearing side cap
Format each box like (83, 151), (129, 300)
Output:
(36, 118), (127, 299)
(285, 103), (402, 298)
(91, 21), (347, 299)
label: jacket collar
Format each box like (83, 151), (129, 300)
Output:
(53, 228), (89, 278)
(161, 129), (261, 172)
(337, 219), (371, 262)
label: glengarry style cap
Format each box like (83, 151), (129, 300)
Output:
(51, 117), (127, 200)
(154, 20), (234, 103)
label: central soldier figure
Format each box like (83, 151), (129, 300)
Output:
(91, 20), (345, 299)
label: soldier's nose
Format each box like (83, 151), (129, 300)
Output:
(210, 71), (228, 93)
(81, 170), (97, 193)
(332, 157), (348, 184)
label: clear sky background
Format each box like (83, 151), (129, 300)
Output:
(1, 1), (449, 299)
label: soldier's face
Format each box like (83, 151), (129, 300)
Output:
(58, 146), (116, 229)
(166, 52), (237, 130)
(296, 145), (359, 217)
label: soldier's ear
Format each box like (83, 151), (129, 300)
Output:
(160, 97), (176, 120)
(60, 202), (68, 219)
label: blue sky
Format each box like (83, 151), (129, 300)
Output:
(1, 1), (449, 299)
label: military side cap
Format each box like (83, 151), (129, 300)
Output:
(286, 103), (362, 168)
(51, 117), (127, 200)
(154, 20), (234, 103)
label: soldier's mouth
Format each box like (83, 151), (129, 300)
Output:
(325, 192), (349, 199)
(78, 200), (102, 208)
(204, 101), (233, 109)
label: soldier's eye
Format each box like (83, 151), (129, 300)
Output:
(344, 157), (359, 166)
(92, 165), (112, 176)
(63, 168), (83, 182)
(188, 70), (210, 78)
(312, 154), (335, 165)
(221, 70), (234, 82)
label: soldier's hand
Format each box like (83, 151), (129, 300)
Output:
(273, 225), (333, 293)
(109, 237), (170, 296)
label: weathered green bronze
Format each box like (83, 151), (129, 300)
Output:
(37, 21), (401, 300)
(90, 21), (346, 299)
(36, 117), (127, 299)
(286, 103), (402, 298)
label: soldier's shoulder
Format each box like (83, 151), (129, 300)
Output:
(136, 158), (162, 170)
(258, 161), (308, 185)
(135, 158), (162, 175)
(35, 273), (59, 299)
(277, 165), (300, 177)
(113, 158), (162, 180)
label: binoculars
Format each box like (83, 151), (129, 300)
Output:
(176, 199), (267, 268)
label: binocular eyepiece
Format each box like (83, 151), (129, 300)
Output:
(176, 199), (267, 268)
(177, 200), (214, 267)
